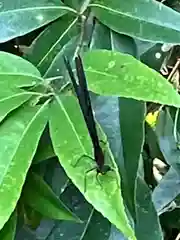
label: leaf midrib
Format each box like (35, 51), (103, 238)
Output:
(38, 17), (78, 70)
(0, 6), (77, 15)
(89, 3), (179, 31)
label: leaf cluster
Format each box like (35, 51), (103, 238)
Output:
(0, 0), (180, 239)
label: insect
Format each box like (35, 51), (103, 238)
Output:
(63, 55), (112, 191)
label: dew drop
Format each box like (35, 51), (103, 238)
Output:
(155, 52), (161, 59)
(36, 15), (44, 21)
(108, 61), (115, 69)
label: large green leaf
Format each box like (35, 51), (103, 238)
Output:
(135, 176), (163, 240)
(0, 51), (43, 122)
(49, 95), (136, 240)
(119, 98), (145, 220)
(110, 30), (137, 58)
(89, 20), (137, 57)
(155, 109), (180, 167)
(36, 184), (111, 240)
(0, 211), (17, 240)
(0, 0), (76, 43)
(0, 52), (42, 93)
(89, 21), (112, 50)
(90, 0), (180, 43)
(152, 167), (180, 214)
(0, 102), (48, 230)
(24, 13), (79, 77)
(0, 92), (33, 123)
(83, 50), (180, 107)
(64, 0), (84, 11)
(22, 171), (80, 222)
(0, 51), (40, 77)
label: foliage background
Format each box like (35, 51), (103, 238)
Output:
(1, 0), (180, 239)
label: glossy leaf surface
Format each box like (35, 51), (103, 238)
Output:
(152, 167), (180, 214)
(155, 109), (180, 167)
(0, 51), (43, 122)
(0, 51), (40, 77)
(49, 95), (136, 240)
(22, 171), (80, 222)
(0, 0), (75, 43)
(119, 98), (145, 219)
(90, 0), (180, 43)
(83, 50), (180, 107)
(24, 13), (79, 77)
(0, 92), (33, 123)
(89, 20), (137, 57)
(0, 102), (48, 230)
(135, 176), (163, 240)
(39, 184), (111, 240)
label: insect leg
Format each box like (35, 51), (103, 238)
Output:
(95, 173), (103, 189)
(84, 167), (97, 193)
(72, 154), (95, 168)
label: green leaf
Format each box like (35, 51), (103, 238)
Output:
(83, 50), (180, 107)
(89, 21), (137, 57)
(33, 127), (55, 164)
(119, 98), (145, 220)
(0, 51), (40, 77)
(0, 51), (42, 92)
(36, 184), (111, 240)
(23, 205), (42, 229)
(145, 123), (163, 162)
(24, 13), (79, 77)
(22, 171), (80, 222)
(0, 92), (33, 123)
(43, 158), (69, 196)
(64, 0), (84, 11)
(110, 30), (137, 57)
(0, 0), (76, 43)
(135, 176), (163, 240)
(89, 21), (112, 50)
(0, 211), (17, 240)
(152, 167), (180, 214)
(90, 0), (180, 43)
(0, 51), (44, 122)
(44, 35), (79, 78)
(49, 95), (136, 240)
(155, 109), (180, 167)
(61, 186), (111, 240)
(0, 102), (48, 230)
